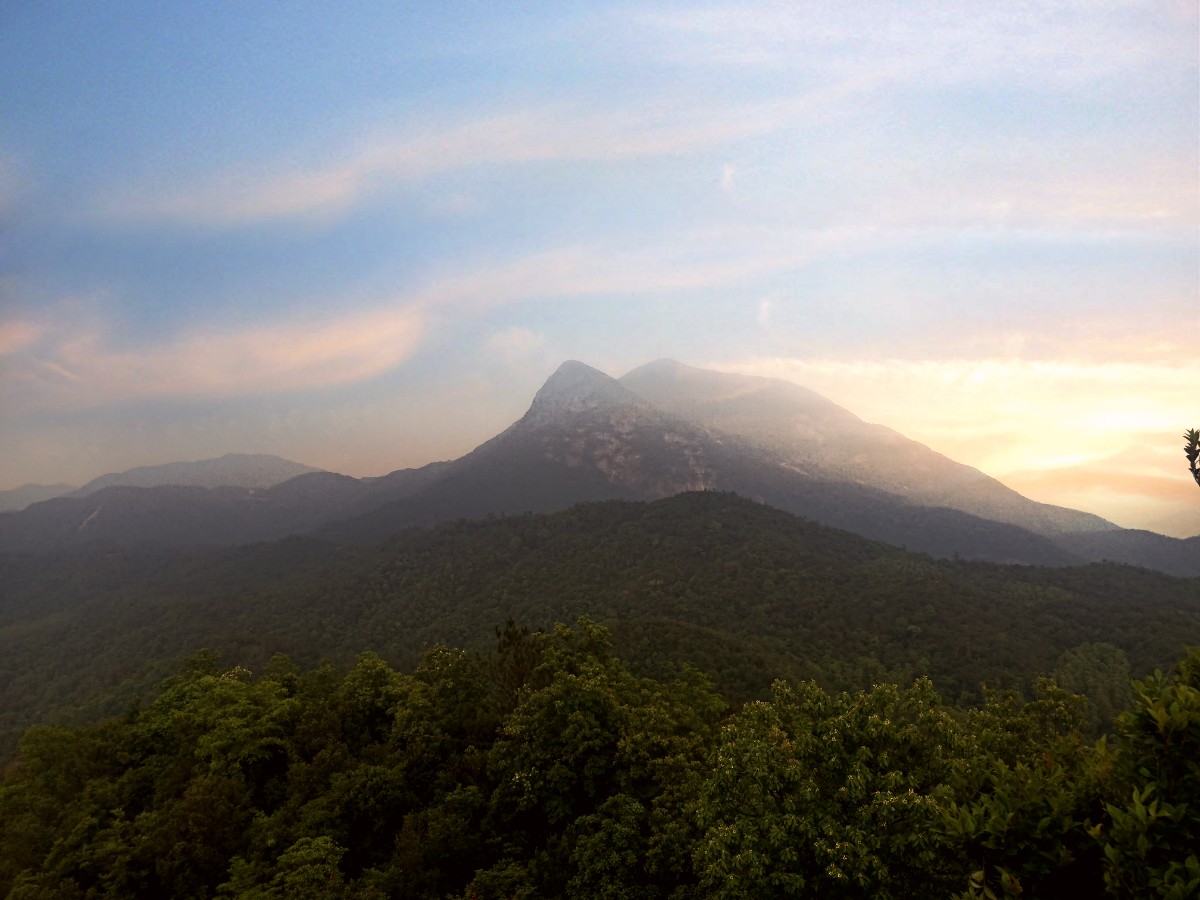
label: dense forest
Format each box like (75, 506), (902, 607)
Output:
(2, 492), (1199, 897)
(1, 620), (1197, 898)
(2, 494), (1198, 759)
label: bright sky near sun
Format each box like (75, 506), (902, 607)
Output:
(0, 1), (1197, 535)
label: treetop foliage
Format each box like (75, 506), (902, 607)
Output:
(1, 622), (1196, 899)
(1184, 429), (1200, 488)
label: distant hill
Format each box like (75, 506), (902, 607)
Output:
(1055, 528), (1200, 575)
(0, 483), (74, 513)
(70, 453), (322, 496)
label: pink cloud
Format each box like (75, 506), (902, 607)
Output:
(3, 306), (425, 413)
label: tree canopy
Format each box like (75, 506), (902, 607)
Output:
(1, 622), (1196, 898)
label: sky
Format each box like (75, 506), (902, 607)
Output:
(1, 1), (1197, 536)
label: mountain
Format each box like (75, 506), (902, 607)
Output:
(1054, 529), (1200, 578)
(0, 485), (318, 552)
(0, 455), (329, 552)
(70, 453), (322, 496)
(316, 361), (676, 541)
(320, 361), (1079, 566)
(619, 359), (1115, 536)
(0, 483), (74, 513)
(0, 461), (465, 554)
(0, 361), (1192, 573)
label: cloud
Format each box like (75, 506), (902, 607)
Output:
(94, 81), (865, 228)
(404, 228), (828, 315)
(628, 1), (1192, 86)
(1, 225), (817, 416)
(3, 304), (425, 413)
(486, 325), (546, 361)
(86, 1), (1195, 239)
(756, 295), (774, 326)
(0, 319), (41, 358)
(720, 164), (736, 194)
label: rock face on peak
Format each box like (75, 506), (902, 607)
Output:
(522, 360), (651, 428)
(504, 361), (717, 498)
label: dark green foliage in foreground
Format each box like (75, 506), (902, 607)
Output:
(1185, 429), (1200, 488)
(1, 623), (1197, 899)
(2, 493), (1198, 759)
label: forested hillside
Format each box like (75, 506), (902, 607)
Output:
(2, 493), (1197, 760)
(1, 621), (1196, 898)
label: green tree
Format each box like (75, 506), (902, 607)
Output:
(1184, 429), (1200, 488)
(951, 680), (1106, 898)
(692, 678), (967, 898)
(220, 836), (347, 899)
(1096, 647), (1200, 898)
(1053, 643), (1133, 736)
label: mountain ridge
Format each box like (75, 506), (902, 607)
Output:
(70, 453), (323, 496)
(0, 483), (75, 513)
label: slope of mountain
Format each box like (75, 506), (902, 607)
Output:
(1054, 529), (1200, 579)
(0, 485), (313, 552)
(619, 359), (1116, 536)
(0, 483), (74, 513)
(0, 463), (464, 554)
(70, 453), (322, 496)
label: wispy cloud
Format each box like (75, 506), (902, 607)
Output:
(95, 89), (848, 227)
(0, 226), (817, 415)
(627, 1), (1193, 85)
(405, 229), (829, 313)
(87, 1), (1195, 236)
(755, 294), (774, 326)
(0, 319), (41, 358)
(3, 304), (425, 413)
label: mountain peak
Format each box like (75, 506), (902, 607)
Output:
(524, 360), (645, 425)
(540, 359), (610, 391)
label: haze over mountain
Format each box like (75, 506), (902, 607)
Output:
(1, 361), (1195, 574)
(619, 359), (1117, 537)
